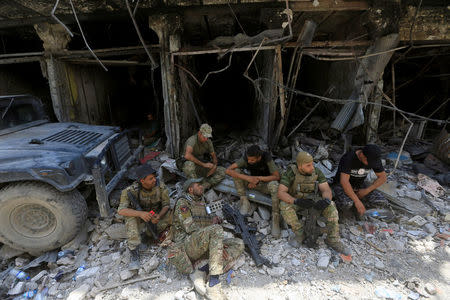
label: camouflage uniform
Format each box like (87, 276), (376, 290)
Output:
(332, 183), (388, 210)
(118, 182), (171, 250)
(168, 193), (244, 275)
(182, 134), (226, 188)
(233, 170), (279, 207)
(279, 165), (340, 244)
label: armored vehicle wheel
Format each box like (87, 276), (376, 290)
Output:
(0, 182), (87, 254)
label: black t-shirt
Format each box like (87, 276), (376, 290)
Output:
(236, 152), (277, 176)
(335, 150), (384, 188)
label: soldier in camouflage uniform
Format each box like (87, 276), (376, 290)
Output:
(225, 145), (281, 238)
(118, 165), (171, 269)
(168, 178), (244, 300)
(277, 152), (351, 256)
(181, 124), (226, 189)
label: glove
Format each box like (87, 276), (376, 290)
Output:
(314, 198), (331, 211)
(294, 198), (314, 208)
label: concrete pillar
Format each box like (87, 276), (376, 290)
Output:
(149, 14), (182, 156)
(35, 23), (72, 122)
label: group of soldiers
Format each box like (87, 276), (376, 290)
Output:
(118, 124), (388, 299)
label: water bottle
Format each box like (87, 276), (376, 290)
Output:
(35, 287), (48, 300)
(22, 289), (37, 298)
(72, 264), (86, 281)
(9, 268), (30, 280)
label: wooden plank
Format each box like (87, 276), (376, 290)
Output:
(271, 45), (286, 147)
(70, 65), (90, 124)
(81, 67), (100, 124)
(290, 0), (369, 12)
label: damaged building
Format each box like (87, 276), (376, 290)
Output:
(0, 0), (448, 155)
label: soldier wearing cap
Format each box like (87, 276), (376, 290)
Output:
(181, 124), (226, 189)
(333, 144), (388, 215)
(118, 164), (171, 269)
(168, 178), (244, 300)
(278, 151), (350, 255)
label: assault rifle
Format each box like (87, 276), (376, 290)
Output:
(222, 204), (270, 267)
(303, 181), (321, 248)
(127, 190), (158, 240)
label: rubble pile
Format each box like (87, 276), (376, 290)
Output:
(1, 135), (449, 300)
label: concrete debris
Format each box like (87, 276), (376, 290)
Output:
(257, 206), (271, 221)
(423, 223), (437, 235)
(408, 215), (427, 227)
(424, 283), (436, 295)
(204, 189), (220, 202)
(267, 266), (285, 277)
(8, 281), (26, 295)
(405, 190), (422, 201)
(120, 269), (135, 281)
(105, 223), (128, 240)
(143, 256), (159, 273)
(14, 257), (29, 268)
(30, 270), (48, 282)
(67, 284), (91, 300)
(317, 251), (331, 269)
(417, 173), (446, 198)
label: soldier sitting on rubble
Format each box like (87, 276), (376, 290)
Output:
(278, 151), (351, 255)
(168, 178), (244, 300)
(180, 123), (226, 190)
(118, 165), (171, 270)
(332, 144), (388, 216)
(225, 145), (281, 238)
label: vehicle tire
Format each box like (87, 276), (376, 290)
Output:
(0, 182), (87, 254)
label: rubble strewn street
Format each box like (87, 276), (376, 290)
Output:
(1, 135), (448, 300)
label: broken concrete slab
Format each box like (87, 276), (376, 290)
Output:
(408, 215), (427, 227)
(417, 173), (446, 198)
(214, 178), (272, 206)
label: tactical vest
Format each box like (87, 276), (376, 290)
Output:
(130, 183), (162, 211)
(288, 164), (318, 198)
(189, 198), (213, 228)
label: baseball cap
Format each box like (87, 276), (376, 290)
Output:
(136, 164), (157, 180)
(199, 124), (212, 138)
(362, 144), (381, 167)
(183, 178), (203, 192)
(296, 151), (313, 165)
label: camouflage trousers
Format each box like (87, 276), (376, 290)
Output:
(125, 213), (171, 250)
(232, 169), (280, 213)
(332, 184), (388, 210)
(280, 200), (340, 243)
(182, 161), (226, 188)
(183, 224), (244, 276)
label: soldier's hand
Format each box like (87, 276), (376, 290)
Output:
(204, 162), (214, 169)
(151, 214), (160, 224)
(355, 200), (366, 216)
(206, 164), (217, 177)
(314, 198), (331, 211)
(139, 211), (152, 222)
(248, 177), (259, 186)
(356, 188), (369, 198)
(248, 182), (257, 189)
(212, 216), (222, 224)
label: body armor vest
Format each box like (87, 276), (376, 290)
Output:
(133, 184), (162, 211)
(288, 164), (318, 198)
(189, 199), (213, 228)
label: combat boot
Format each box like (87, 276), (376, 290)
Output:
(325, 239), (352, 256)
(239, 196), (250, 215)
(271, 212), (281, 238)
(288, 232), (305, 248)
(189, 269), (207, 296)
(129, 249), (140, 270)
(206, 282), (227, 300)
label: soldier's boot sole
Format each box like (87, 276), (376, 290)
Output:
(239, 196), (250, 215)
(189, 269), (207, 296)
(271, 212), (281, 238)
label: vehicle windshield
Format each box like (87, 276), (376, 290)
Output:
(0, 99), (42, 130)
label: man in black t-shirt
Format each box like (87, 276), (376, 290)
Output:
(226, 145), (281, 237)
(333, 144), (388, 215)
